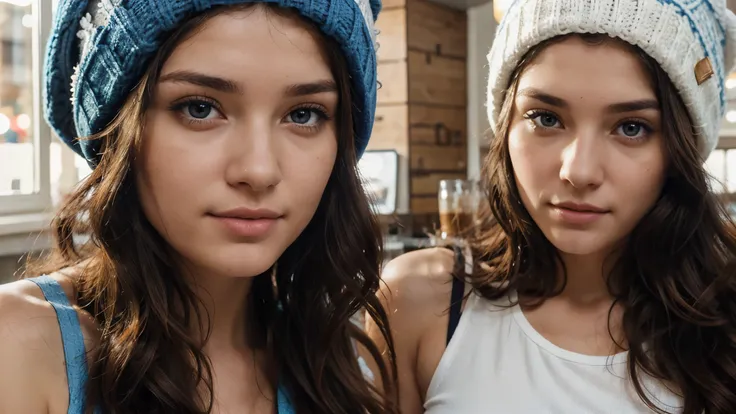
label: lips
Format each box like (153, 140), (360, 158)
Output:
(550, 201), (609, 226)
(208, 207), (283, 238)
(552, 201), (609, 214)
(210, 207), (283, 220)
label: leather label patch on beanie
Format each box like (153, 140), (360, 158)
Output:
(695, 57), (714, 85)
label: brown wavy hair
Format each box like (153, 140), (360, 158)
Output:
(473, 33), (736, 413)
(26, 4), (397, 414)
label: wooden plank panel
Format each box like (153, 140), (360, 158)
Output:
(408, 50), (466, 107)
(717, 136), (736, 149)
(407, 0), (467, 58)
(377, 61), (408, 104)
(368, 105), (408, 154)
(410, 145), (467, 172)
(411, 172), (466, 196)
(411, 196), (439, 214)
(376, 8), (407, 61)
(409, 106), (466, 145)
(382, 0), (406, 8)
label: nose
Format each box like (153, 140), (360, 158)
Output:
(224, 119), (283, 192)
(559, 134), (604, 189)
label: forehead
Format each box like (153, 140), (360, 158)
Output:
(517, 36), (656, 103)
(160, 7), (333, 84)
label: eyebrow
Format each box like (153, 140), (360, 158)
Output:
(607, 99), (660, 113)
(516, 87), (660, 113)
(283, 80), (338, 97)
(160, 71), (242, 94)
(159, 70), (338, 98)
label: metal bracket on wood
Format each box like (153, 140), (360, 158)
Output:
(434, 123), (450, 145)
(413, 156), (430, 177)
(410, 122), (462, 146)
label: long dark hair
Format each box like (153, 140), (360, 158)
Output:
(474, 33), (736, 413)
(26, 4), (398, 413)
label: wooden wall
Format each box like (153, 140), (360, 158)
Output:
(370, 0), (468, 229)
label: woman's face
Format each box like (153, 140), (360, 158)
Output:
(137, 7), (338, 278)
(508, 36), (667, 258)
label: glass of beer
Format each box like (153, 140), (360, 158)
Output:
(438, 179), (476, 243)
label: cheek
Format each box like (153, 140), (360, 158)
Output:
(135, 148), (179, 231)
(135, 120), (209, 227)
(282, 140), (337, 213)
(615, 156), (667, 215)
(508, 132), (556, 204)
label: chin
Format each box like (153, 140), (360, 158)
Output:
(186, 245), (284, 279)
(216, 260), (275, 279)
(543, 227), (614, 257)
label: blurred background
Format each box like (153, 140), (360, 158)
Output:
(2, 0), (736, 281)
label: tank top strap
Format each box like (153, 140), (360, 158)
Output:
(446, 244), (469, 345)
(27, 275), (90, 414)
(277, 382), (295, 414)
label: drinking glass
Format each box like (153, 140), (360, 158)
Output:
(438, 179), (476, 242)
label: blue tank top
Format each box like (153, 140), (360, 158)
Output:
(28, 275), (296, 414)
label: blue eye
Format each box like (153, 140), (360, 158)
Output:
(187, 102), (214, 119)
(524, 110), (562, 129)
(284, 106), (329, 129)
(169, 97), (223, 125)
(288, 109), (319, 125)
(617, 122), (647, 138)
(535, 113), (560, 128)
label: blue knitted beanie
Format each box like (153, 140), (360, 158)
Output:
(45, 0), (381, 165)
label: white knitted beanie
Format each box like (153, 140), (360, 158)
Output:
(487, 0), (736, 158)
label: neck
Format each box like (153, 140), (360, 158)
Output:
(183, 267), (257, 350)
(556, 250), (616, 306)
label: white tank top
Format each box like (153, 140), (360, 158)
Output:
(424, 292), (684, 414)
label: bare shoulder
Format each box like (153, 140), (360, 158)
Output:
(0, 275), (70, 358)
(0, 269), (98, 414)
(370, 248), (461, 412)
(375, 246), (459, 354)
(379, 247), (456, 314)
(368, 246), (456, 348)
(0, 277), (65, 412)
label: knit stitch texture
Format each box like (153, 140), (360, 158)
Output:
(487, 0), (736, 157)
(45, 0), (381, 164)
